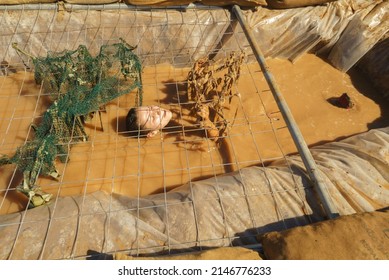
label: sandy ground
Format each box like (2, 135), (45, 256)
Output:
(1, 53), (388, 214)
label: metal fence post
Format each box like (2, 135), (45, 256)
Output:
(232, 5), (338, 219)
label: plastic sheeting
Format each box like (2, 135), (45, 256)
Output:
(231, 0), (388, 70)
(357, 35), (389, 99)
(0, 127), (387, 259)
(0, 7), (234, 68)
(265, 0), (335, 9)
(0, 0), (267, 7)
(1, 1), (387, 72)
(327, 0), (389, 71)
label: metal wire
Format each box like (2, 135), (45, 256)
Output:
(0, 5), (322, 259)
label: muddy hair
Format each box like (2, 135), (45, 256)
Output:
(125, 107), (147, 137)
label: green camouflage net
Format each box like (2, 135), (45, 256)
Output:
(0, 40), (143, 208)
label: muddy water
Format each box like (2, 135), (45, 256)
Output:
(0, 54), (386, 214)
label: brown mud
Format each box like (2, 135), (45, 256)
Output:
(1, 53), (387, 214)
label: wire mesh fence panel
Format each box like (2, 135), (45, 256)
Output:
(0, 4), (314, 259)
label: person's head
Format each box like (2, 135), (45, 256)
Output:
(126, 105), (172, 138)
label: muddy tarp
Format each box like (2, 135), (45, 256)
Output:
(225, 0), (388, 70)
(0, 0), (268, 7)
(114, 210), (389, 260)
(1, 1), (387, 72)
(265, 0), (335, 8)
(0, 127), (387, 259)
(327, 0), (389, 71)
(357, 34), (389, 100)
(114, 246), (263, 259)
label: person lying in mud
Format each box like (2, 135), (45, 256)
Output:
(126, 105), (172, 138)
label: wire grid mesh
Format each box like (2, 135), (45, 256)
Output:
(0, 4), (311, 259)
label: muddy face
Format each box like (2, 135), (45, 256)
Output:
(135, 106), (172, 137)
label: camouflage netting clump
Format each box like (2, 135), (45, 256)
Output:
(0, 39), (143, 208)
